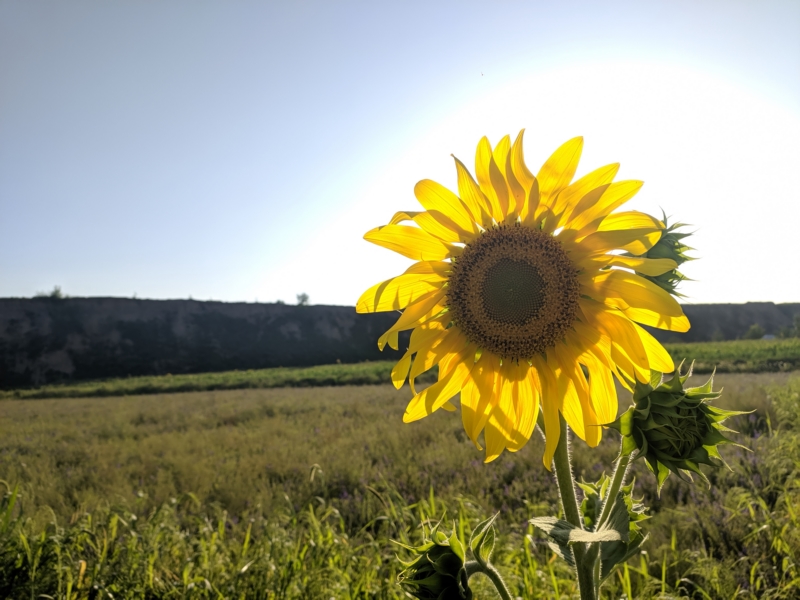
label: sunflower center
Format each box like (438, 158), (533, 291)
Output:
(447, 224), (580, 361)
(482, 258), (546, 325)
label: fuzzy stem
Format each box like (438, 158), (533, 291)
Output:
(464, 561), (513, 600)
(597, 451), (631, 529)
(552, 413), (597, 600)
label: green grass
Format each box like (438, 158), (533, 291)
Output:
(0, 373), (799, 598)
(0, 361), (418, 400)
(3, 338), (799, 401)
(666, 337), (800, 374)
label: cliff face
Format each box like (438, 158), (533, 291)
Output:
(0, 298), (403, 388)
(1, 298), (798, 388)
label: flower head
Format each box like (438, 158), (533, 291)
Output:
(397, 524), (472, 600)
(610, 363), (746, 492)
(358, 132), (690, 466)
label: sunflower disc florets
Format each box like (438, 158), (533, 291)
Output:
(397, 524), (472, 600)
(610, 363), (747, 492)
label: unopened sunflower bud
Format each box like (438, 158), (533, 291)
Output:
(610, 363), (747, 492)
(397, 524), (472, 600)
(634, 215), (694, 297)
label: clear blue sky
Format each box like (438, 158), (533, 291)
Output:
(2, 0), (799, 305)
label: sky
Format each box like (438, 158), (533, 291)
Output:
(1, 0), (799, 306)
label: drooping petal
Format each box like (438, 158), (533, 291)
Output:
(508, 363), (539, 452)
(590, 270), (690, 332)
(532, 355), (561, 469)
(409, 328), (467, 392)
(377, 290), (447, 350)
(403, 346), (475, 422)
(633, 321), (675, 373)
(484, 366), (517, 463)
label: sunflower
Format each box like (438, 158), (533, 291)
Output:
(356, 131), (689, 467)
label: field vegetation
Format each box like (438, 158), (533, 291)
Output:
(3, 338), (800, 401)
(0, 372), (798, 598)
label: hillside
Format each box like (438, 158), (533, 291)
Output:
(0, 297), (797, 388)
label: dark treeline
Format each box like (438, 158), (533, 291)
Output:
(0, 297), (798, 388)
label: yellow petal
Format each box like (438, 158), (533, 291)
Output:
(569, 180), (644, 234)
(504, 146), (525, 216)
(414, 179), (477, 234)
(364, 225), (454, 261)
(582, 255), (678, 277)
(356, 273), (445, 313)
(509, 130), (536, 197)
(484, 372), (516, 463)
(462, 353), (500, 448)
(537, 136), (583, 208)
(475, 136), (503, 222)
(409, 328), (466, 390)
(377, 290), (446, 350)
(633, 322), (675, 373)
(453, 156), (492, 225)
(553, 163), (620, 228)
(590, 270), (690, 332)
(596, 211), (664, 233)
(508, 363), (539, 452)
(403, 346), (474, 422)
(492, 135), (515, 216)
(580, 351), (618, 426)
(475, 137), (506, 221)
(581, 299), (654, 377)
(575, 226), (661, 257)
(402, 260), (452, 276)
(390, 353), (412, 389)
(532, 356), (561, 469)
(553, 345), (600, 447)
(461, 379), (486, 450)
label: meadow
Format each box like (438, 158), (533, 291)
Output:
(1, 370), (799, 598)
(3, 338), (799, 401)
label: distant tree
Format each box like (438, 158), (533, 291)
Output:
(711, 329), (726, 342)
(743, 323), (766, 340)
(275, 299), (285, 305)
(296, 293), (310, 306)
(35, 285), (66, 299)
(795, 314), (800, 338)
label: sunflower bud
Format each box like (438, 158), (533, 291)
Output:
(633, 215), (694, 297)
(610, 363), (747, 492)
(397, 524), (472, 600)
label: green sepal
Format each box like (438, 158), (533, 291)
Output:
(469, 513), (497, 566)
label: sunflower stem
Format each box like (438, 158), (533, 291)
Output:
(552, 413), (597, 600)
(465, 560), (513, 600)
(597, 450), (631, 529)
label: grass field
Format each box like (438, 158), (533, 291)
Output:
(3, 337), (800, 401)
(1, 372), (798, 598)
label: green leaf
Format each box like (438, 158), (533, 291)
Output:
(448, 529), (465, 562)
(469, 513), (498, 565)
(546, 540), (575, 566)
(529, 517), (623, 545)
